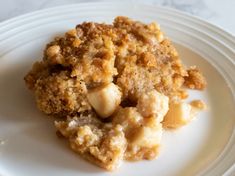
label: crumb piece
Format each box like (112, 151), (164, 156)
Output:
(184, 66), (207, 90)
(190, 100), (207, 110)
(46, 45), (61, 58)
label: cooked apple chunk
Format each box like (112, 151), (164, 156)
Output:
(129, 123), (162, 149)
(87, 83), (122, 118)
(113, 107), (163, 161)
(137, 90), (169, 122)
(162, 100), (206, 128)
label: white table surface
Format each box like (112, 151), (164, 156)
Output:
(0, 0), (234, 35)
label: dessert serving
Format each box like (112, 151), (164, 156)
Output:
(24, 16), (206, 171)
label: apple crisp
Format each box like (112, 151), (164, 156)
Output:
(24, 16), (206, 171)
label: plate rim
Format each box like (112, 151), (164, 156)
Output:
(0, 1), (234, 39)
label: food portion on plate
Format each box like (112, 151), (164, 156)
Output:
(24, 16), (206, 171)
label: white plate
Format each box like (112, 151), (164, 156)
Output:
(0, 2), (234, 176)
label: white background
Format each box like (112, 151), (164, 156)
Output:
(0, 0), (235, 35)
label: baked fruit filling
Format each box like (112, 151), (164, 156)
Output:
(24, 16), (206, 171)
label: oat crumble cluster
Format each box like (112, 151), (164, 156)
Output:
(24, 16), (206, 171)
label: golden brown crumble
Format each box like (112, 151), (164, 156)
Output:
(184, 66), (207, 90)
(24, 16), (207, 171)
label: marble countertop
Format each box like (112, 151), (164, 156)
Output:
(0, 0), (234, 35)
